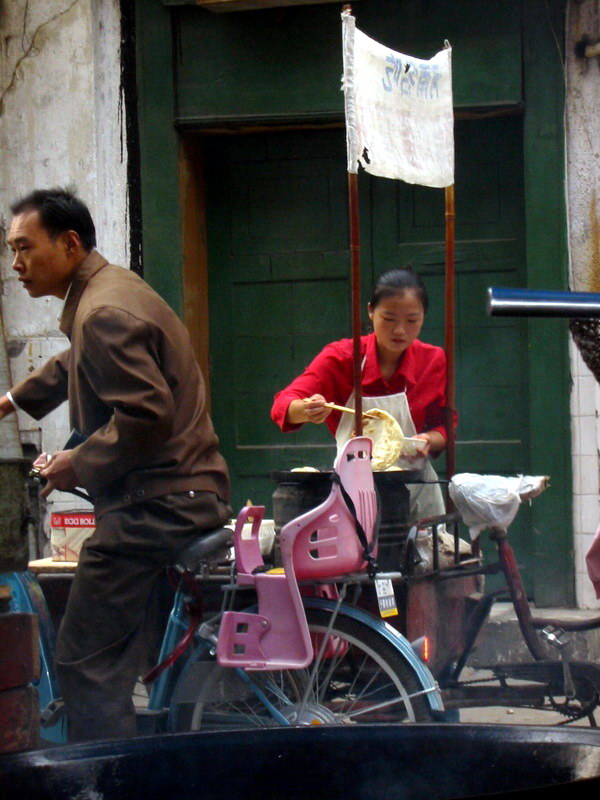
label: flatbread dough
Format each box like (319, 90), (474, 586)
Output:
(362, 409), (404, 470)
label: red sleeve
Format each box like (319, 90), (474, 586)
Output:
(271, 340), (354, 433)
(424, 351), (449, 440)
(413, 346), (458, 441)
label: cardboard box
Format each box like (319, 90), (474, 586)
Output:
(50, 511), (95, 562)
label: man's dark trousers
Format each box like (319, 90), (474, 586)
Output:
(55, 490), (230, 742)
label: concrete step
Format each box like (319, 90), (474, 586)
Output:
(467, 602), (600, 665)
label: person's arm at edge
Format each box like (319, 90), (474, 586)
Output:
(0, 393), (16, 419)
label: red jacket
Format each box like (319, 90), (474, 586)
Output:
(271, 333), (455, 440)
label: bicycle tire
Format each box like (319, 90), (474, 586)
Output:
(168, 608), (436, 731)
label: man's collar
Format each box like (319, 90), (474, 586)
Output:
(59, 250), (108, 337)
(57, 282), (73, 322)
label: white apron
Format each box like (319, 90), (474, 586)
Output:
(335, 380), (446, 521)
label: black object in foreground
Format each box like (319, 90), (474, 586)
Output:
(1, 725), (600, 800)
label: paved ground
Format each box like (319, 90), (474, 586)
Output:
(459, 702), (590, 727)
(449, 602), (600, 727)
(460, 706), (590, 726)
(454, 668), (593, 727)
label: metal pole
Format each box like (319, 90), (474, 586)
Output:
(444, 184), (456, 482)
(488, 287), (600, 318)
(348, 171), (363, 436)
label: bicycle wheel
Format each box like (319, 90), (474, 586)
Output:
(168, 608), (436, 731)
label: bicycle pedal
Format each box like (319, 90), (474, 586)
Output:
(540, 625), (571, 649)
(41, 698), (66, 727)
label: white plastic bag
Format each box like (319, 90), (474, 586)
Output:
(449, 473), (549, 540)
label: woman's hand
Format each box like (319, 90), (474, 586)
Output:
(409, 430), (446, 460)
(406, 433), (432, 461)
(286, 394), (332, 425)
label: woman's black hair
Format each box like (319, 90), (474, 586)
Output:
(10, 187), (96, 252)
(369, 267), (428, 313)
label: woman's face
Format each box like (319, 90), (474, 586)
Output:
(368, 289), (425, 362)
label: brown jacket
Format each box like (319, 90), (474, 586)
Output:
(11, 251), (230, 516)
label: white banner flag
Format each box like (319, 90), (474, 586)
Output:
(341, 10), (454, 187)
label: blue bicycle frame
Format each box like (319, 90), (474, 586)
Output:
(4, 570), (443, 742)
(163, 588), (444, 729)
(1, 571), (66, 744)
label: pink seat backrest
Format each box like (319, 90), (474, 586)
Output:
(233, 505), (265, 583)
(280, 437), (378, 581)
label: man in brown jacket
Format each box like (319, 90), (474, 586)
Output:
(1, 187), (231, 741)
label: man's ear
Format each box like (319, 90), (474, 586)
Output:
(63, 229), (83, 255)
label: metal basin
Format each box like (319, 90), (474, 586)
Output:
(1, 725), (599, 799)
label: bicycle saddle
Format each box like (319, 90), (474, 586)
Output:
(175, 526), (233, 572)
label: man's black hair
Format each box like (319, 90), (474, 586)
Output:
(10, 187), (97, 252)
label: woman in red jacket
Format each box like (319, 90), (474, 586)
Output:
(271, 268), (455, 519)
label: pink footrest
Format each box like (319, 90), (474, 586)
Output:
(217, 572), (313, 671)
(217, 611), (271, 669)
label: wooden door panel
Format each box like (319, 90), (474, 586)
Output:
(369, 115), (533, 582)
(206, 131), (353, 505)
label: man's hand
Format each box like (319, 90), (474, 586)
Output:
(36, 450), (79, 498)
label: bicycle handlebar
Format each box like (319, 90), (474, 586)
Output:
(488, 287), (600, 319)
(28, 467), (91, 501)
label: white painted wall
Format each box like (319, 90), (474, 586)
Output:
(566, 0), (600, 608)
(0, 0), (128, 545)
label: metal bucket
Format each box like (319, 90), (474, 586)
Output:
(1, 725), (599, 799)
(271, 469), (420, 570)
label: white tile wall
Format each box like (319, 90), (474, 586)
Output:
(570, 340), (600, 609)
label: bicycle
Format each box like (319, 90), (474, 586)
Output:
(2, 436), (443, 744)
(395, 474), (600, 725)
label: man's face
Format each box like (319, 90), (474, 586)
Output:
(7, 210), (76, 299)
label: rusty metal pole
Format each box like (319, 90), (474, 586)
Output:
(444, 184), (456, 484)
(343, 4), (362, 437)
(348, 171), (363, 436)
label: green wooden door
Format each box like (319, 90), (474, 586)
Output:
(371, 114), (534, 579)
(206, 118), (531, 544)
(205, 130), (361, 508)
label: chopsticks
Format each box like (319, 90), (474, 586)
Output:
(324, 402), (357, 414)
(324, 402), (375, 418)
